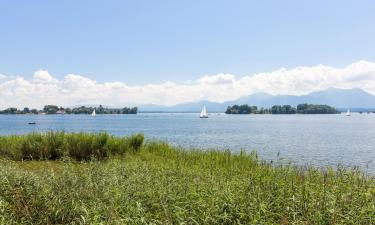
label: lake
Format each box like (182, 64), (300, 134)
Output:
(1, 113), (374, 172)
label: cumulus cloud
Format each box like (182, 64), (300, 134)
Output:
(33, 70), (58, 83)
(1, 60), (375, 109)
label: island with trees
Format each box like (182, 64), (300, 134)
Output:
(225, 103), (340, 114)
(0, 105), (138, 115)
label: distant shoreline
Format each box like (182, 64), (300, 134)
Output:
(0, 105), (138, 115)
(0, 111), (372, 115)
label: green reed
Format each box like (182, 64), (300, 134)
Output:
(0, 134), (373, 224)
(0, 131), (144, 161)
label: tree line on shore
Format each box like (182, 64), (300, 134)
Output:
(225, 103), (340, 114)
(0, 105), (138, 115)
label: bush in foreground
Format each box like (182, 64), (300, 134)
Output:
(0, 132), (144, 161)
(0, 137), (373, 224)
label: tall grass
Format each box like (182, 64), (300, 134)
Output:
(0, 132), (144, 161)
(0, 134), (373, 224)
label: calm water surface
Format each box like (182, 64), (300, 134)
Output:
(1, 113), (374, 172)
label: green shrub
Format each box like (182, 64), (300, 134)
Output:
(0, 132), (145, 161)
(63, 132), (111, 161)
(64, 133), (94, 161)
(0, 136), (19, 159)
(20, 133), (45, 160)
(90, 132), (110, 159)
(104, 136), (128, 156)
(127, 133), (144, 152)
(43, 131), (65, 159)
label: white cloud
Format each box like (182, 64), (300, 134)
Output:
(33, 70), (58, 83)
(1, 60), (375, 109)
(198, 73), (236, 85)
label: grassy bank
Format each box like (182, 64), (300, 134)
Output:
(0, 133), (374, 224)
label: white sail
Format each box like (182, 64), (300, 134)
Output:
(91, 109), (96, 116)
(200, 106), (208, 118)
(346, 109), (350, 116)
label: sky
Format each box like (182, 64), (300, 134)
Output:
(1, 0), (375, 108)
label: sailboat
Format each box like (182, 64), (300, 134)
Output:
(200, 105), (208, 118)
(91, 109), (96, 117)
(345, 109), (351, 116)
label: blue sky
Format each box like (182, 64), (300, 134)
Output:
(1, 0), (375, 84)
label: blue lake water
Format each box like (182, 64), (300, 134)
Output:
(0, 113), (374, 172)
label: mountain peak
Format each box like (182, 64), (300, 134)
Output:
(314, 87), (371, 95)
(139, 88), (375, 112)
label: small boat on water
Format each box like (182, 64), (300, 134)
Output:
(346, 109), (351, 116)
(200, 106), (208, 118)
(91, 109), (96, 117)
(28, 122), (36, 125)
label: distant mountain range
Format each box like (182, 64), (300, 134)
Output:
(139, 88), (375, 112)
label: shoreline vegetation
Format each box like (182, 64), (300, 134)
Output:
(0, 132), (374, 224)
(226, 103), (340, 114)
(0, 103), (341, 115)
(0, 105), (138, 115)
